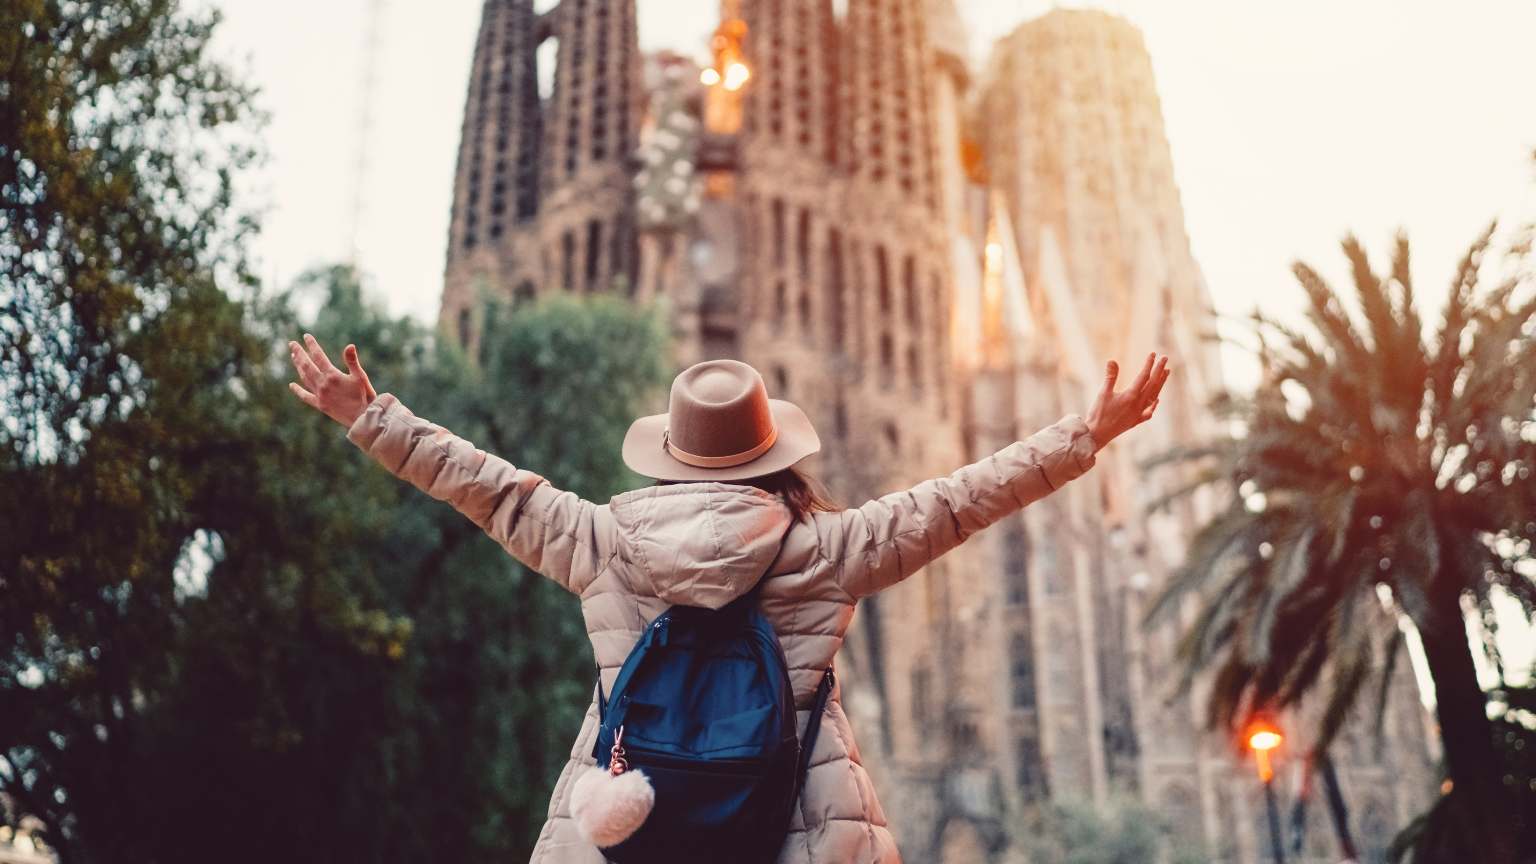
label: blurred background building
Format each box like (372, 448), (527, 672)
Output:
(438, 1), (1437, 860)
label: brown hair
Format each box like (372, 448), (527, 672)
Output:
(657, 464), (841, 523)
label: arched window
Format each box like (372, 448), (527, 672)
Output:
(585, 218), (603, 289)
(1016, 736), (1043, 793)
(875, 245), (892, 312)
(827, 228), (845, 352)
(797, 208), (812, 279)
(772, 199), (787, 267)
(910, 662), (931, 727)
(561, 230), (575, 291)
(1010, 635), (1035, 709)
(1003, 523), (1029, 606)
(902, 254), (918, 325)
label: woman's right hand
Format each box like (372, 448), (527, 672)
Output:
(288, 333), (378, 428)
(1085, 352), (1170, 451)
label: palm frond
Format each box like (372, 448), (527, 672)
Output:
(1321, 486), (1359, 567)
(1204, 655), (1257, 732)
(1260, 320), (1378, 453)
(1136, 439), (1232, 473)
(1343, 234), (1398, 358)
(1184, 557), (1262, 668)
(1390, 232), (1430, 385)
(1372, 625), (1406, 741)
(1144, 506), (1260, 627)
(1249, 310), (1325, 367)
(1141, 463), (1228, 514)
(1273, 608), (1335, 706)
(1206, 389), (1258, 422)
(1430, 222), (1497, 417)
(1389, 494), (1443, 627)
(1312, 582), (1374, 752)
(1240, 417), (1351, 489)
(1245, 523), (1315, 666)
(1461, 289), (1536, 452)
(1291, 261), (1373, 385)
(1450, 276), (1526, 432)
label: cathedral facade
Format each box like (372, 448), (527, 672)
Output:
(440, 2), (1436, 861)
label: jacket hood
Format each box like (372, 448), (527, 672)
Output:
(608, 482), (794, 610)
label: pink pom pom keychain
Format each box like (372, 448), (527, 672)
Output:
(570, 725), (655, 847)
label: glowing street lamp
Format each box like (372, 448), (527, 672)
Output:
(1247, 720), (1287, 863)
(1249, 725), (1282, 781)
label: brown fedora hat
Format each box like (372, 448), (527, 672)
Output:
(623, 359), (821, 482)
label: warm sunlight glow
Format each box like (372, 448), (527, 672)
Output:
(722, 61), (750, 91)
(699, 67), (721, 86)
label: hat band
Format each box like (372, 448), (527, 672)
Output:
(662, 424), (779, 468)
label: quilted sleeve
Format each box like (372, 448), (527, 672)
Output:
(828, 414), (1098, 600)
(346, 392), (604, 595)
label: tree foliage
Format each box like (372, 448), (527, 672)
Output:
(1, 4), (672, 862)
(4, 261), (668, 864)
(1145, 223), (1536, 860)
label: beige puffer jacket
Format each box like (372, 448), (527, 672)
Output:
(347, 393), (1099, 864)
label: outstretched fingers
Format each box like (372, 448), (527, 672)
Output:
(1093, 360), (1119, 414)
(289, 381), (320, 409)
(1140, 358), (1170, 404)
(303, 333), (341, 375)
(1127, 352), (1155, 395)
(344, 344), (376, 401)
(289, 340), (323, 389)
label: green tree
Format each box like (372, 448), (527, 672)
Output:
(0, 0), (290, 858)
(301, 274), (670, 858)
(1146, 226), (1536, 860)
(1, 0), (672, 859)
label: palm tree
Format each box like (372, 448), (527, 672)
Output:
(1146, 226), (1535, 860)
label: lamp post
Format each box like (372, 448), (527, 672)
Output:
(1248, 722), (1286, 864)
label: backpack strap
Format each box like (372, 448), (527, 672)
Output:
(795, 667), (836, 794)
(598, 515), (799, 723)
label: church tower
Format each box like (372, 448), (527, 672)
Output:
(441, 0), (642, 350)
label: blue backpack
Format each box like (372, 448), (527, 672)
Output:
(591, 524), (835, 863)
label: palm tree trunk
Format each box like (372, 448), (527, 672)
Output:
(1416, 594), (1515, 860)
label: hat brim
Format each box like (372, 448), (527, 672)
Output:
(622, 398), (822, 482)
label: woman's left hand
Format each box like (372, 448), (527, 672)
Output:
(288, 333), (377, 428)
(1085, 352), (1170, 451)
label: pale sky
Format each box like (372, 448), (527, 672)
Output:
(211, 0), (1536, 378)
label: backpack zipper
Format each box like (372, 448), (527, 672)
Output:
(620, 744), (784, 776)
